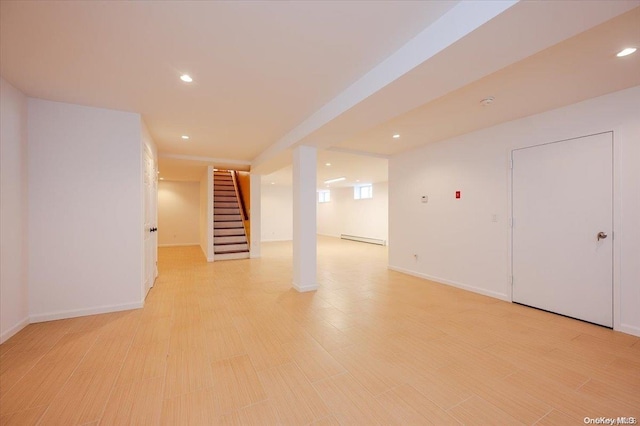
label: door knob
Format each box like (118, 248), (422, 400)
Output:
(597, 231), (607, 241)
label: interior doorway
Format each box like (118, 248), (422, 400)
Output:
(511, 132), (613, 327)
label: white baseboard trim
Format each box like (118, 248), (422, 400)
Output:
(293, 281), (318, 293)
(618, 323), (640, 337)
(261, 238), (293, 243)
(199, 244), (214, 263)
(0, 316), (30, 344)
(159, 243), (199, 247)
(30, 302), (144, 324)
(388, 265), (510, 302)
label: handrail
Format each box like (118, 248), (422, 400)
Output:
(231, 170), (249, 221)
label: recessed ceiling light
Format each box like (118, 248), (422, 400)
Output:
(270, 182), (275, 185)
(393, 134), (400, 139)
(180, 74), (193, 83)
(159, 177), (165, 180)
(325, 163), (331, 166)
(617, 47), (637, 57)
(324, 177), (346, 184)
(181, 135), (189, 140)
(480, 96), (495, 106)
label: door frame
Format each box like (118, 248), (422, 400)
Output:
(507, 130), (621, 331)
(143, 141), (158, 298)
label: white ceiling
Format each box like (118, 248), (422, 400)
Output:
(0, 0), (456, 161)
(2, 1), (639, 183)
(339, 6), (640, 156)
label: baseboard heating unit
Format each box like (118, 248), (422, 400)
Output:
(340, 234), (387, 246)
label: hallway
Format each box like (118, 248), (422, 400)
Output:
(1, 237), (639, 424)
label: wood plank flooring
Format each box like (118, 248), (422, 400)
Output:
(1, 237), (639, 425)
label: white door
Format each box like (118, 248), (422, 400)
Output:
(144, 146), (157, 297)
(512, 132), (613, 327)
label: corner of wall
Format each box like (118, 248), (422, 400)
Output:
(0, 77), (30, 343)
(0, 317), (30, 344)
(199, 167), (214, 262)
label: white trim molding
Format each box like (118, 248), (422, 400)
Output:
(618, 324), (640, 338)
(388, 265), (511, 302)
(292, 282), (319, 293)
(29, 302), (143, 324)
(0, 317), (30, 344)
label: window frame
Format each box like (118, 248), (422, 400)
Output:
(318, 189), (331, 203)
(353, 183), (373, 200)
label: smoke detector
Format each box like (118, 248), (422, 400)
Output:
(480, 96), (495, 106)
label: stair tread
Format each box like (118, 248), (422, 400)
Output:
(214, 223), (244, 228)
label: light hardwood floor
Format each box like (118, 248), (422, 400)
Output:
(1, 237), (639, 425)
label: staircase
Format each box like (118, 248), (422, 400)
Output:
(213, 170), (250, 260)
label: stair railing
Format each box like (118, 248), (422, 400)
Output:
(231, 171), (249, 221)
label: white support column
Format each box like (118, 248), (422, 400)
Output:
(292, 145), (318, 292)
(250, 173), (261, 259)
(207, 166), (214, 262)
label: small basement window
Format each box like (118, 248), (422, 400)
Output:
(318, 190), (331, 203)
(354, 183), (373, 200)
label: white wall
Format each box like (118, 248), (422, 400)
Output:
(261, 181), (389, 243)
(199, 167), (213, 261)
(317, 182), (389, 243)
(250, 174), (262, 257)
(0, 78), (29, 342)
(261, 184), (293, 241)
(28, 99), (143, 322)
(158, 181), (200, 246)
(389, 86), (640, 336)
